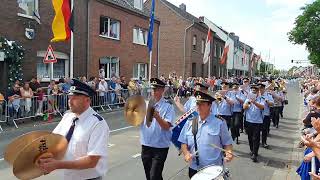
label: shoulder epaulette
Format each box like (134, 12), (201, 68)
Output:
(93, 114), (104, 121)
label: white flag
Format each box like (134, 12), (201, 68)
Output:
(203, 29), (212, 64)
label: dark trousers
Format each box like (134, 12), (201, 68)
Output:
(231, 112), (242, 139)
(221, 115), (232, 130)
(141, 145), (169, 180)
(246, 122), (262, 156)
(280, 105), (284, 117)
(272, 106), (280, 127)
(262, 116), (271, 144)
(189, 168), (198, 178)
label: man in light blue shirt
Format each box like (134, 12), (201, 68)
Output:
(178, 91), (234, 178)
(243, 85), (264, 162)
(229, 83), (246, 144)
(216, 82), (234, 130)
(140, 78), (175, 180)
(258, 83), (274, 148)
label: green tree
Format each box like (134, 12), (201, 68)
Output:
(288, 0), (320, 66)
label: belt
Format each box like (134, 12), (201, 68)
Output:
(86, 177), (102, 180)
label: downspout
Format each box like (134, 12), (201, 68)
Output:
(157, 25), (160, 78)
(86, 0), (90, 78)
(184, 21), (194, 79)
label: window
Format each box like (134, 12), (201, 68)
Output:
(201, 64), (205, 77)
(133, 63), (148, 79)
(201, 39), (205, 54)
(242, 58), (244, 66)
(17, 0), (40, 22)
(100, 57), (120, 79)
(100, 16), (120, 40)
(133, 27), (148, 45)
(134, 0), (143, 10)
(217, 46), (221, 57)
(192, 35), (197, 50)
(220, 47), (224, 58)
(37, 58), (66, 80)
(214, 44), (217, 57)
(192, 63), (197, 77)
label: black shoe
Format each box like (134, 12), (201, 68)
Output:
(240, 129), (244, 133)
(236, 138), (239, 144)
(251, 154), (258, 162)
(276, 125), (279, 128)
(262, 143), (269, 149)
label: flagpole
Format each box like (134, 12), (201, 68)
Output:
(149, 51), (152, 81)
(70, 0), (74, 78)
(208, 57), (211, 78)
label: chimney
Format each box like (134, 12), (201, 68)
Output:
(133, 0), (143, 11)
(179, 3), (186, 11)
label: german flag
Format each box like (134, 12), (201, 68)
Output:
(51, 0), (72, 42)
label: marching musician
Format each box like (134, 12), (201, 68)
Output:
(240, 78), (250, 96)
(140, 78), (175, 180)
(39, 79), (110, 180)
(215, 82), (234, 129)
(271, 83), (284, 128)
(174, 84), (198, 113)
(178, 91), (234, 178)
(258, 83), (274, 148)
(229, 83), (246, 144)
(243, 85), (264, 162)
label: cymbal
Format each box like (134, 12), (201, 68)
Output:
(12, 133), (68, 180)
(4, 131), (51, 165)
(124, 95), (146, 126)
(146, 98), (156, 127)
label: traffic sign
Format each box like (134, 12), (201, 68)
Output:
(43, 45), (57, 64)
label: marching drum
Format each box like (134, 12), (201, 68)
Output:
(191, 165), (229, 180)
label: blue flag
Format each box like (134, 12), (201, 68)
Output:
(147, 0), (155, 52)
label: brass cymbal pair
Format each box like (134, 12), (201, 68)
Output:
(124, 95), (157, 127)
(4, 131), (68, 180)
(124, 95), (147, 126)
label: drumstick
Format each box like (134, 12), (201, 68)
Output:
(210, 144), (239, 158)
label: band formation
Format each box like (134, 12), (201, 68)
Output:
(3, 76), (289, 180)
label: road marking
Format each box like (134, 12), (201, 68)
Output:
(108, 143), (115, 148)
(110, 126), (133, 133)
(132, 153), (141, 158)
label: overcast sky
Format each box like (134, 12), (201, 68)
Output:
(161, 0), (314, 70)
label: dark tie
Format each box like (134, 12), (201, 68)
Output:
(66, 117), (79, 142)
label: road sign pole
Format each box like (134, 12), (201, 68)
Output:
(50, 62), (54, 81)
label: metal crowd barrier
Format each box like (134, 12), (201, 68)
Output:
(0, 99), (7, 132)
(2, 89), (145, 129)
(1, 87), (179, 130)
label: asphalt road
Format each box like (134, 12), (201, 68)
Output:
(0, 82), (304, 180)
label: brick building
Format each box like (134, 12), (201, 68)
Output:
(0, 0), (159, 93)
(88, 0), (160, 80)
(144, 0), (226, 78)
